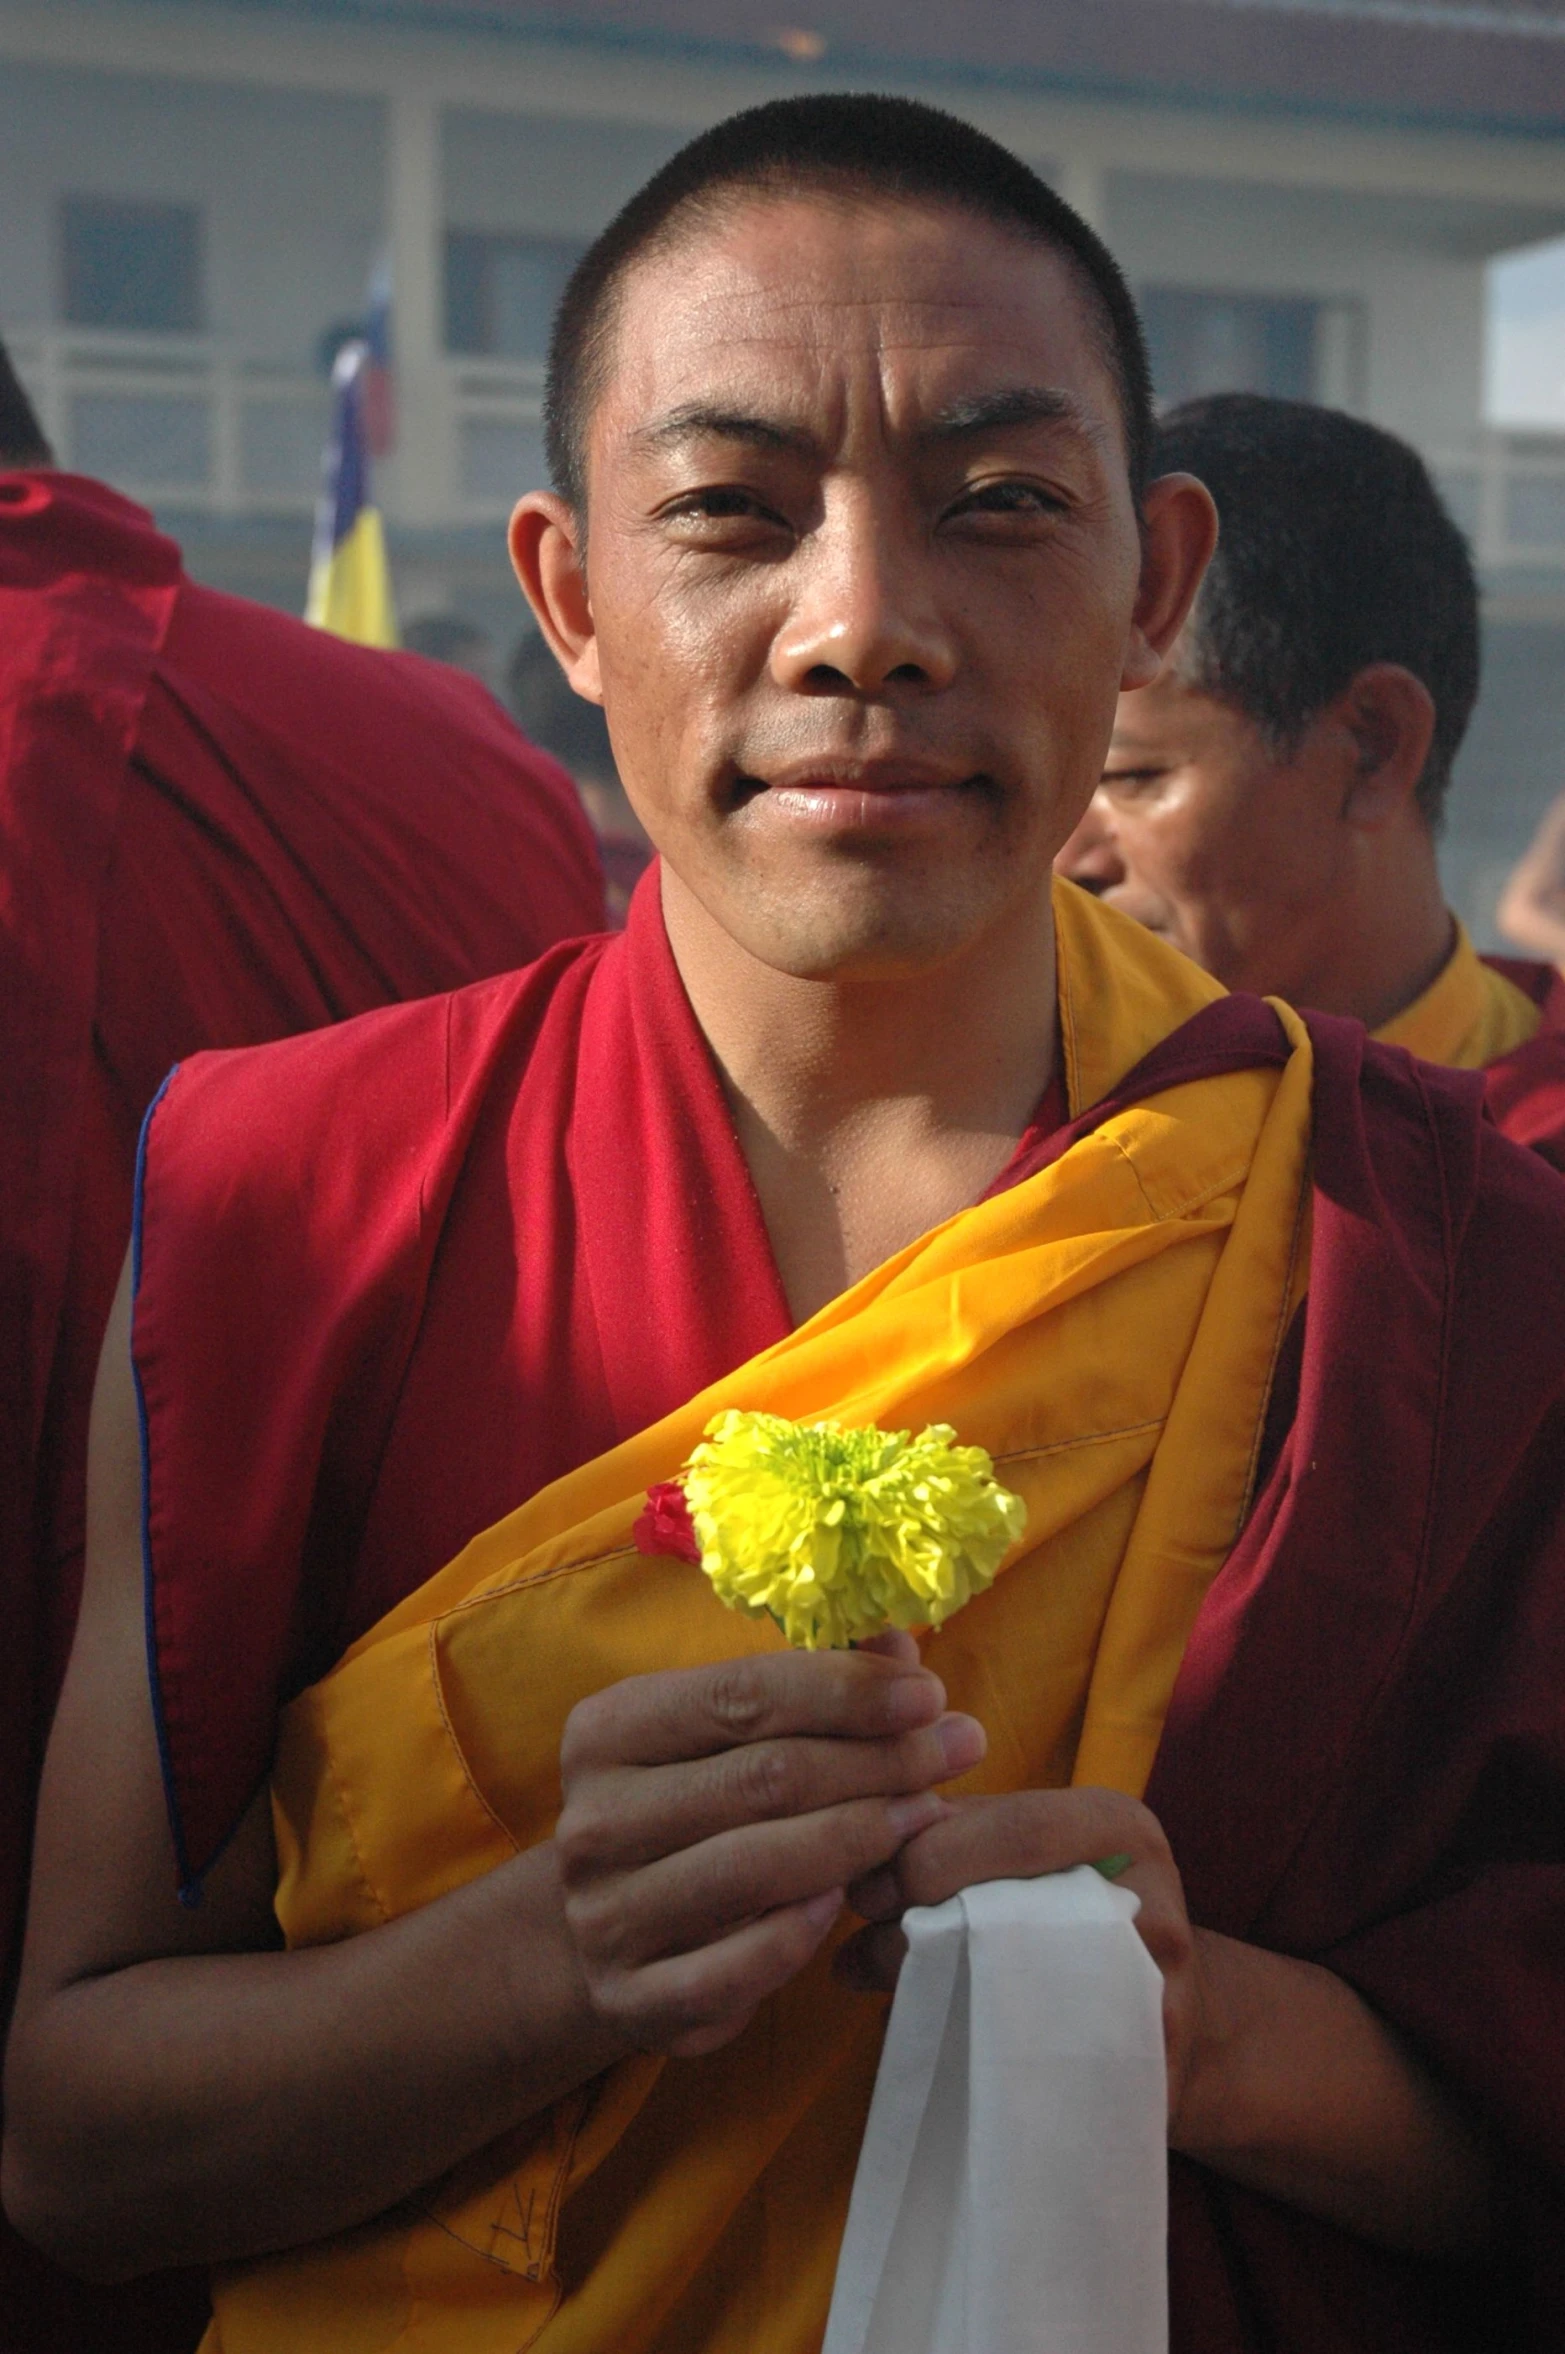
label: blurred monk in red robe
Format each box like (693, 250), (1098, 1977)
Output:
(0, 340), (604, 2350)
(1057, 392), (1565, 1167)
(7, 104), (1565, 2354)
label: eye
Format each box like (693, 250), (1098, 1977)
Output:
(661, 485), (791, 531)
(945, 478), (1068, 526)
(1100, 767), (1170, 799)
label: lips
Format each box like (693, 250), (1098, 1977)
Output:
(753, 757), (972, 799)
(730, 756), (986, 835)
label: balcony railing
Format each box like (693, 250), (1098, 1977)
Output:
(446, 356), (545, 515)
(12, 331), (553, 524)
(1431, 436), (1565, 576)
(13, 330), (1565, 574)
(11, 328), (330, 515)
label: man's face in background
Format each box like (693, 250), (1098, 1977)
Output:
(1058, 657), (1352, 1000)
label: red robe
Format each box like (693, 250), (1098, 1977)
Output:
(1482, 952), (1565, 1170)
(126, 874), (1565, 2351)
(0, 468), (605, 2351)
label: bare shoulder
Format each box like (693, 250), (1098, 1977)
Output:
(11, 1254), (280, 2020)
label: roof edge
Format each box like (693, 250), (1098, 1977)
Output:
(100, 0), (1565, 141)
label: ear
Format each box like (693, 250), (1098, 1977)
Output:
(1121, 472), (1219, 691)
(508, 492), (603, 706)
(1332, 664), (1437, 829)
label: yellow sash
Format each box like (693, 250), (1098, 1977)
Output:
(210, 890), (1313, 2354)
(1375, 921), (1540, 1070)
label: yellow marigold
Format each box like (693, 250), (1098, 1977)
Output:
(682, 1409), (1027, 1650)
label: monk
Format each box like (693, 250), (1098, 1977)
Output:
(1057, 392), (1565, 1165)
(0, 353), (604, 2349)
(6, 97), (1565, 2354)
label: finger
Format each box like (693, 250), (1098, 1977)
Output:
(563, 1649), (946, 1776)
(597, 1888), (846, 2053)
(854, 1629), (921, 1667)
(833, 1919), (908, 1995)
(569, 1792), (947, 1969)
(892, 1787), (1160, 1912)
(559, 1716), (981, 1871)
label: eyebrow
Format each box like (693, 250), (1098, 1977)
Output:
(635, 384), (1094, 460)
(635, 404), (820, 457)
(922, 386), (1088, 441)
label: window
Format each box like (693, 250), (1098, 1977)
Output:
(1140, 288), (1321, 410)
(60, 197), (204, 332)
(444, 232), (583, 360)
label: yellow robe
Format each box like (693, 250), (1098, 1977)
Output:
(1375, 920), (1540, 1070)
(210, 891), (1315, 2354)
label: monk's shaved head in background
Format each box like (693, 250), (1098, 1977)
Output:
(1161, 394), (1479, 826)
(0, 336), (53, 470)
(544, 92), (1156, 512)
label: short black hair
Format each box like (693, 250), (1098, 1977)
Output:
(0, 335), (53, 469)
(545, 93), (1153, 513)
(1157, 393), (1479, 827)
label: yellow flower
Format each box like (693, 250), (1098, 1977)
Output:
(682, 1409), (1027, 1650)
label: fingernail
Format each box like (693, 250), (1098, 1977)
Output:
(886, 1790), (946, 1839)
(802, 1888), (843, 1930)
(937, 1713), (986, 1774)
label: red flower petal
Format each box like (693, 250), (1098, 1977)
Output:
(633, 1480), (702, 1566)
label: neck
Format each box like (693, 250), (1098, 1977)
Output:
(1264, 824), (1453, 1033)
(661, 867), (1059, 1322)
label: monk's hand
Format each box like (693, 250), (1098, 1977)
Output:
(554, 1639), (986, 2061)
(835, 1787), (1208, 2125)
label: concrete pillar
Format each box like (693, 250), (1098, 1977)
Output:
(384, 87), (449, 526)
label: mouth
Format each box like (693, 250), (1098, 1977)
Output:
(732, 758), (990, 834)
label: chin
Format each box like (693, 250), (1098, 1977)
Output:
(732, 875), (1018, 983)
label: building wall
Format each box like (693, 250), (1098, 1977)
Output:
(0, 60), (382, 365)
(0, 54), (1530, 479)
(1108, 172), (1488, 449)
(1443, 614), (1565, 947)
(443, 108), (681, 241)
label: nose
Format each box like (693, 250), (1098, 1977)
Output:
(771, 484), (957, 698)
(1055, 790), (1127, 893)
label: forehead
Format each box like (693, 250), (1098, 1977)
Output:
(1111, 663), (1266, 753)
(594, 189), (1123, 458)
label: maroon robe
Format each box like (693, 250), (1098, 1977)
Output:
(1482, 952), (1565, 1170)
(0, 468), (606, 2352)
(125, 873), (1565, 2350)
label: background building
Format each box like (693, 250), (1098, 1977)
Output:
(3, 0), (1564, 934)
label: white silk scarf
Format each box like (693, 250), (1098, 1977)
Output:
(823, 1869), (1169, 2354)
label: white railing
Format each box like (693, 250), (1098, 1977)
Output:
(9, 327), (329, 515)
(1430, 432), (1565, 573)
(10, 330), (548, 523)
(14, 331), (1565, 570)
(446, 356), (545, 517)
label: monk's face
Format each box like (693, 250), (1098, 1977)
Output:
(518, 191), (1207, 980)
(1058, 662), (1352, 996)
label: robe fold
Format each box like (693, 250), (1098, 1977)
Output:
(127, 874), (1565, 2353)
(0, 468), (606, 2352)
(1477, 950), (1565, 1169)
(1373, 918), (1565, 1167)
